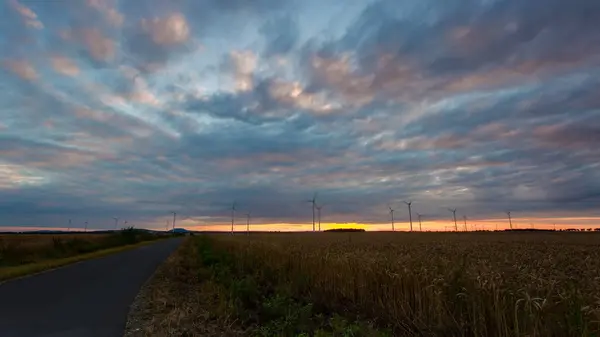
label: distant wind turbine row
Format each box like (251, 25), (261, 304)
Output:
(154, 193), (523, 234)
(227, 194), (519, 233)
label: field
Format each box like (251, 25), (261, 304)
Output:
(0, 229), (162, 269)
(126, 232), (600, 336)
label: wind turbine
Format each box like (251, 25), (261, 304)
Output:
(68, 219), (72, 232)
(448, 208), (457, 231)
(113, 217), (119, 230)
(84, 221), (88, 232)
(231, 203), (236, 234)
(463, 215), (468, 232)
(404, 201), (413, 232)
(245, 212), (251, 235)
(315, 204), (324, 231)
(416, 212), (423, 231)
(506, 211), (513, 230)
(388, 205), (395, 231)
(306, 193), (317, 232)
(172, 211), (177, 231)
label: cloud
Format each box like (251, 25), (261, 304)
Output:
(1, 0), (600, 230)
(86, 0), (124, 27)
(8, 0), (43, 29)
(62, 28), (115, 62)
(140, 13), (190, 46)
(3, 59), (37, 81)
(228, 50), (257, 92)
(125, 12), (192, 70)
(50, 56), (79, 77)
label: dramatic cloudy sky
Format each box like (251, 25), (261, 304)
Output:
(1, 0), (599, 231)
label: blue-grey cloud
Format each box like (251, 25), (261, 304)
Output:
(0, 0), (599, 231)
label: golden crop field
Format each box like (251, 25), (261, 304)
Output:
(0, 233), (109, 249)
(0, 233), (110, 266)
(203, 232), (600, 336)
(0, 230), (164, 269)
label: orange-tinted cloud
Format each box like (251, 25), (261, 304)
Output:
(3, 59), (37, 81)
(87, 0), (124, 26)
(229, 50), (257, 92)
(76, 28), (115, 62)
(268, 80), (337, 114)
(9, 0), (44, 29)
(128, 77), (161, 106)
(140, 13), (190, 46)
(50, 56), (79, 77)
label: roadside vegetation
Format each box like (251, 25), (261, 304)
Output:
(0, 228), (165, 280)
(130, 232), (600, 336)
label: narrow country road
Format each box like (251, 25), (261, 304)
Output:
(0, 238), (183, 337)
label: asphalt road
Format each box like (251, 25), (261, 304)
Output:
(0, 238), (183, 337)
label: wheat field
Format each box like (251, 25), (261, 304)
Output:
(204, 231), (600, 336)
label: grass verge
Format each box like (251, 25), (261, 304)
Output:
(0, 238), (164, 282)
(196, 235), (389, 336)
(124, 237), (246, 336)
(125, 236), (388, 336)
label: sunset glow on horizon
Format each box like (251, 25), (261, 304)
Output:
(1, 0), (599, 231)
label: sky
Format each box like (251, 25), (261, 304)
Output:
(1, 0), (599, 232)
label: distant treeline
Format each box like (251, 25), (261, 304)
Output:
(323, 228), (366, 232)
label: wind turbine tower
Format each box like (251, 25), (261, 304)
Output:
(448, 208), (457, 231)
(404, 201), (413, 232)
(506, 211), (513, 230)
(172, 211), (177, 231)
(306, 193), (317, 232)
(113, 217), (119, 230)
(416, 213), (423, 231)
(231, 203), (236, 234)
(316, 204), (323, 231)
(388, 205), (395, 231)
(463, 215), (468, 232)
(245, 212), (251, 235)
